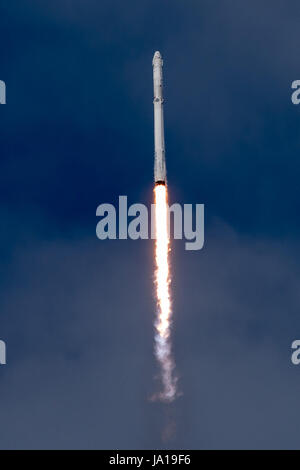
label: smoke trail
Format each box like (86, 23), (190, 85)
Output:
(154, 184), (177, 402)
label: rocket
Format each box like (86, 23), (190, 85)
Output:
(153, 51), (167, 185)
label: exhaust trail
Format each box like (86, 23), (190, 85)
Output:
(154, 183), (177, 402)
(152, 51), (178, 402)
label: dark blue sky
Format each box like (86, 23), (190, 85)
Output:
(1, 0), (300, 449)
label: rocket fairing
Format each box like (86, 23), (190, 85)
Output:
(153, 51), (167, 185)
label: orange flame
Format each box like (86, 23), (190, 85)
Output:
(154, 184), (177, 402)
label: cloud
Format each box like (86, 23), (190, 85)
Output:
(0, 221), (299, 448)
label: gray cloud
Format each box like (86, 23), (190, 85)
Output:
(0, 221), (299, 448)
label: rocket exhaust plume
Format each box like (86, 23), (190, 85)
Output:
(154, 184), (177, 402)
(152, 51), (178, 402)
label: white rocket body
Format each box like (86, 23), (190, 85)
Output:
(153, 51), (166, 185)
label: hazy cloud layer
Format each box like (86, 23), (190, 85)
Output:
(0, 223), (299, 448)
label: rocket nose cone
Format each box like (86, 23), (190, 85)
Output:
(153, 51), (163, 66)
